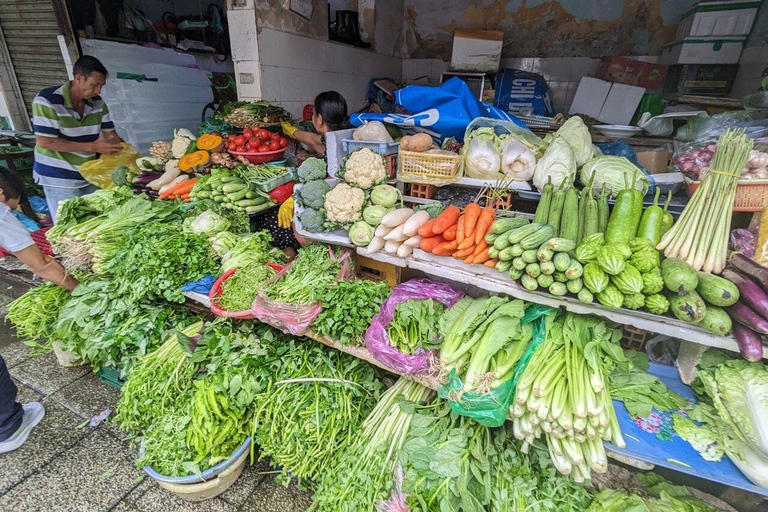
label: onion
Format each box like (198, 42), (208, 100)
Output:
(680, 161), (695, 172)
(706, 142), (717, 152)
(700, 149), (714, 162)
(690, 148), (702, 159)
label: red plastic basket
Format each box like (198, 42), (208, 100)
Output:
(208, 263), (284, 318)
(228, 148), (286, 164)
(0, 227), (53, 257)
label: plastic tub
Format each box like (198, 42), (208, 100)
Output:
(155, 449), (249, 502)
(229, 148), (286, 164)
(342, 139), (399, 156)
(208, 265), (285, 319)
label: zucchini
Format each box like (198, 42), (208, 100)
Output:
(520, 224), (555, 250)
(521, 274), (538, 291)
(521, 249), (538, 264)
(492, 216), (529, 234)
(559, 187), (579, 242)
(534, 177), (553, 224)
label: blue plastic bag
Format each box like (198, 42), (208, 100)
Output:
(596, 141), (656, 196)
(350, 77), (524, 142)
(11, 210), (40, 232)
(182, 275), (216, 295)
(494, 69), (555, 117)
(29, 196), (49, 214)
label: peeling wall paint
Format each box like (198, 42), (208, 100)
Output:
(403, 0), (698, 59)
(255, 0), (329, 41)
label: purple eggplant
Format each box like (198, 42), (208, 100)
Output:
(730, 253), (768, 293)
(132, 171), (162, 185)
(731, 322), (764, 362)
(721, 268), (768, 320)
(145, 190), (159, 198)
(727, 300), (768, 334)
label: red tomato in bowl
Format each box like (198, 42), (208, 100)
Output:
(258, 145), (270, 153)
(279, 137), (288, 148)
(243, 128), (253, 139)
(270, 132), (280, 141)
(258, 129), (271, 140)
(233, 135), (246, 146)
(228, 141), (238, 151)
(268, 140), (280, 151)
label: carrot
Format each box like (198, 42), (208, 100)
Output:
(432, 240), (458, 255)
(484, 259), (498, 268)
(173, 179), (197, 193)
(464, 255), (475, 264)
(432, 206), (461, 234)
(453, 245), (476, 259)
(473, 248), (491, 264)
(474, 206), (496, 245)
(456, 215), (466, 244)
(417, 218), (437, 238)
(419, 235), (443, 252)
(180, 193), (190, 200)
(159, 178), (195, 199)
(462, 203), (482, 238)
(472, 240), (488, 257)
(457, 236), (475, 251)
(443, 224), (458, 241)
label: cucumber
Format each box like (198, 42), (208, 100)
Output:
(537, 244), (554, 262)
(496, 259), (513, 273)
(509, 223), (544, 244)
(509, 268), (524, 281)
(238, 198), (267, 207)
(494, 234), (513, 251)
(521, 274), (538, 291)
(578, 288), (594, 304)
(488, 247), (500, 260)
(661, 258), (698, 294)
(526, 263), (541, 278)
(549, 282), (568, 296)
(222, 183), (247, 193)
(218, 175), (241, 183)
(553, 252), (571, 272)
(696, 271), (739, 307)
(521, 250), (538, 264)
(492, 216), (529, 234)
(554, 271), (569, 283)
(227, 189), (249, 201)
(520, 224), (555, 250)
(485, 232), (500, 244)
(245, 203), (272, 214)
(246, 191), (258, 199)
(512, 257), (527, 271)
(537, 273), (554, 288)
(546, 238), (577, 252)
(540, 261), (555, 275)
(566, 278), (583, 294)
(565, 260), (584, 280)
(509, 244), (524, 258)
(499, 247), (517, 261)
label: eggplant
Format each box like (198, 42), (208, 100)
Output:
(731, 323), (764, 362)
(727, 301), (768, 334)
(132, 171), (162, 185)
(145, 190), (159, 198)
(721, 268), (768, 320)
(730, 253), (768, 292)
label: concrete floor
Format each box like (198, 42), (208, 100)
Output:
(0, 275), (313, 512)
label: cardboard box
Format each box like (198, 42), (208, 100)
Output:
(637, 150), (673, 175)
(569, 77), (645, 126)
(597, 57), (668, 90)
(450, 29), (504, 73)
(660, 36), (745, 65)
(662, 64), (739, 95)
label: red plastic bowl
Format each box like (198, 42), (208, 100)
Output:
(208, 263), (285, 318)
(228, 148), (286, 164)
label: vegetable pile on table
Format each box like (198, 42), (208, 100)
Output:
(189, 166), (278, 214)
(310, 279), (390, 346)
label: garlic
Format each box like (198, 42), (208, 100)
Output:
(748, 150), (768, 169)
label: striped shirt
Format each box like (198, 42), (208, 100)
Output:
(32, 82), (115, 180)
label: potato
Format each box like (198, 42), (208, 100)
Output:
(399, 135), (413, 151)
(409, 133), (433, 152)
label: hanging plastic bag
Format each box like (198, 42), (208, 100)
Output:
(365, 279), (464, 375)
(437, 303), (554, 427)
(78, 143), (141, 189)
(251, 247), (353, 335)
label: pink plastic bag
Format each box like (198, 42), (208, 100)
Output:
(376, 465), (410, 512)
(252, 247), (353, 335)
(365, 279), (464, 375)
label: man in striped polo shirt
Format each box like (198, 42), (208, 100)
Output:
(32, 55), (123, 221)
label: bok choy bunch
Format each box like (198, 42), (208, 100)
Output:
(510, 312), (626, 482)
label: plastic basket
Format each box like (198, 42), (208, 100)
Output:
(208, 264), (284, 319)
(342, 139), (399, 156)
(0, 227), (53, 258)
(228, 148), (286, 164)
(98, 366), (126, 389)
(144, 436), (251, 485)
(684, 178), (768, 212)
(397, 149), (460, 183)
(251, 170), (292, 193)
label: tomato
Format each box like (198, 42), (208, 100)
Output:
(270, 132), (280, 141)
(268, 140), (280, 151)
(243, 128), (254, 139)
(239, 145), (248, 152)
(279, 137), (288, 148)
(258, 145), (270, 153)
(250, 137), (262, 148)
(233, 135), (246, 146)
(258, 129), (271, 140)
(228, 141), (238, 151)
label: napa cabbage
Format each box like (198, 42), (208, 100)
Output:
(463, 127), (501, 179)
(580, 156), (649, 197)
(532, 135), (576, 190)
(553, 116), (594, 166)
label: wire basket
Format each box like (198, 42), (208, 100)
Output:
(684, 178), (768, 212)
(397, 149), (460, 184)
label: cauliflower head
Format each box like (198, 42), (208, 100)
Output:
(342, 148), (387, 189)
(324, 183), (365, 224)
(171, 136), (193, 159)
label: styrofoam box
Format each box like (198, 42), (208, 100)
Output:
(675, 1), (760, 39)
(569, 77), (612, 120)
(597, 83), (646, 126)
(661, 37), (746, 65)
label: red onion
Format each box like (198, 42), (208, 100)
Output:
(690, 148), (702, 159)
(681, 161), (695, 172)
(700, 149), (714, 162)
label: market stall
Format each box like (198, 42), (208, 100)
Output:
(4, 87), (768, 511)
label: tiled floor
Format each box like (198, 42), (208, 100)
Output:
(0, 278), (312, 512)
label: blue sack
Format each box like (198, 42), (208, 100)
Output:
(29, 196), (49, 214)
(494, 69), (555, 117)
(350, 77), (524, 142)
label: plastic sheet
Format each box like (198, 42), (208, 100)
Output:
(78, 143), (141, 189)
(365, 279), (464, 375)
(252, 247), (353, 335)
(436, 303), (554, 427)
(375, 465), (410, 512)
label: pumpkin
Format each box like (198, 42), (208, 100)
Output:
(178, 150), (211, 172)
(197, 133), (224, 152)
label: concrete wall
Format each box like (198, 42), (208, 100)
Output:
(730, 1), (768, 98)
(402, 0), (697, 59)
(136, 0), (225, 22)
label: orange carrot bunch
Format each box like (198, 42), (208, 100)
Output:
(160, 177), (197, 201)
(418, 202), (497, 268)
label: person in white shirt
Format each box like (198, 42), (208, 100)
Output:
(0, 169), (77, 453)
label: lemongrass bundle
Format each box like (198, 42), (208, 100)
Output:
(657, 130), (754, 273)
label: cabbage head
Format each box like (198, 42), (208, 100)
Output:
(553, 116), (594, 166)
(185, 211), (230, 236)
(580, 156), (648, 197)
(532, 136), (576, 191)
(463, 127), (501, 179)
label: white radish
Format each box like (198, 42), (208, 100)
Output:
(384, 224), (408, 242)
(404, 235), (422, 247)
(381, 208), (414, 228)
(158, 175), (188, 193)
(397, 243), (414, 258)
(365, 236), (386, 254)
(384, 240), (400, 254)
(374, 224), (393, 238)
(402, 210), (430, 236)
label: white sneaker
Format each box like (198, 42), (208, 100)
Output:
(0, 402), (45, 454)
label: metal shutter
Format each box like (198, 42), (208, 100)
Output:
(0, 0), (69, 123)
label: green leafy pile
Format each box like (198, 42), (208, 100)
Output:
(220, 230), (286, 273)
(387, 299), (445, 354)
(311, 279), (390, 345)
(96, 222), (218, 303)
(46, 186), (135, 242)
(586, 473), (720, 512)
(215, 263), (276, 312)
(5, 283), (71, 355)
(264, 243), (346, 304)
(55, 279), (193, 375)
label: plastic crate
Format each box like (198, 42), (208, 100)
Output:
(384, 154), (397, 179)
(620, 325), (650, 352)
(99, 366), (127, 389)
(490, 191), (513, 210)
(397, 149), (460, 182)
(342, 139), (399, 156)
(356, 255), (401, 287)
(685, 178), (768, 212)
(0, 147), (33, 172)
(405, 183), (436, 199)
(251, 169), (293, 193)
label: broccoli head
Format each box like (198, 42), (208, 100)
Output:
(296, 157), (327, 183)
(295, 179), (331, 210)
(111, 165), (131, 187)
(298, 207), (325, 233)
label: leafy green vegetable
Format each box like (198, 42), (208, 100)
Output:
(6, 283), (71, 355)
(311, 279), (390, 345)
(264, 243), (346, 304)
(220, 230), (286, 273)
(609, 350), (688, 418)
(586, 473), (721, 512)
(215, 263), (276, 311)
(387, 298), (445, 354)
